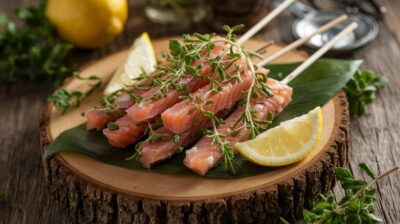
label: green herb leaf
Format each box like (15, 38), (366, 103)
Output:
(107, 122), (119, 131)
(335, 167), (354, 180)
(169, 39), (182, 56)
(359, 163), (376, 179)
(231, 24), (245, 32)
(172, 134), (180, 144)
(343, 70), (388, 118)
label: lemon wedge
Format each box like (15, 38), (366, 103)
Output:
(235, 107), (323, 167)
(104, 32), (156, 95)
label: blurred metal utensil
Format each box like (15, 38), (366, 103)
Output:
(289, 1), (380, 52)
(332, 0), (386, 19)
(293, 0), (386, 19)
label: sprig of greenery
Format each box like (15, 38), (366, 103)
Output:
(192, 96), (241, 174)
(281, 163), (399, 224)
(344, 70), (388, 118)
(0, 1), (74, 85)
(126, 118), (166, 161)
(208, 122), (239, 174)
(48, 74), (102, 114)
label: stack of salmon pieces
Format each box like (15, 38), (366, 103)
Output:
(85, 40), (293, 176)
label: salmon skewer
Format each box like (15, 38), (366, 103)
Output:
(85, 87), (150, 130)
(183, 79), (293, 176)
(126, 77), (209, 122)
(138, 110), (231, 168)
(161, 70), (254, 134)
(101, 78), (206, 148)
(98, 42), (245, 146)
(126, 43), (246, 122)
(139, 120), (207, 168)
(87, 42), (244, 130)
(138, 67), (269, 167)
(85, 66), (164, 130)
(139, 78), (288, 168)
(102, 115), (148, 148)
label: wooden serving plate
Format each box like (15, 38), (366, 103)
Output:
(40, 39), (349, 224)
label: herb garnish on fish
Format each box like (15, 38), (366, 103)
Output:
(112, 25), (274, 173)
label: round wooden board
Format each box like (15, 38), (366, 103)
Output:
(41, 38), (350, 224)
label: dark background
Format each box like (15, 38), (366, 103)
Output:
(0, 0), (399, 223)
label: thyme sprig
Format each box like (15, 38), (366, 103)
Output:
(190, 95), (240, 174)
(281, 163), (399, 224)
(126, 118), (167, 161)
(96, 90), (123, 114)
(48, 73), (102, 114)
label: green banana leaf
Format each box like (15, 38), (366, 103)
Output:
(43, 59), (362, 178)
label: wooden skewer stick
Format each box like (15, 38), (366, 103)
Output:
(258, 14), (348, 66)
(236, 0), (297, 46)
(281, 22), (358, 84)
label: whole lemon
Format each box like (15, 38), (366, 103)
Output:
(46, 0), (128, 49)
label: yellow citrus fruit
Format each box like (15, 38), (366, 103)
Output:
(235, 107), (323, 167)
(46, 0), (128, 48)
(104, 32), (156, 95)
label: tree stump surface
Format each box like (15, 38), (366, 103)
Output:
(39, 39), (350, 223)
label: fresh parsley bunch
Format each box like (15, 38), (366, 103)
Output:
(344, 70), (388, 118)
(0, 1), (74, 85)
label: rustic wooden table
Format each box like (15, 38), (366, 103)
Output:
(1, 1), (399, 223)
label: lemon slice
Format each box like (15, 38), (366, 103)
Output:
(235, 107), (323, 167)
(104, 32), (156, 95)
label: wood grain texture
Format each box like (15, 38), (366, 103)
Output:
(1, 0), (399, 224)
